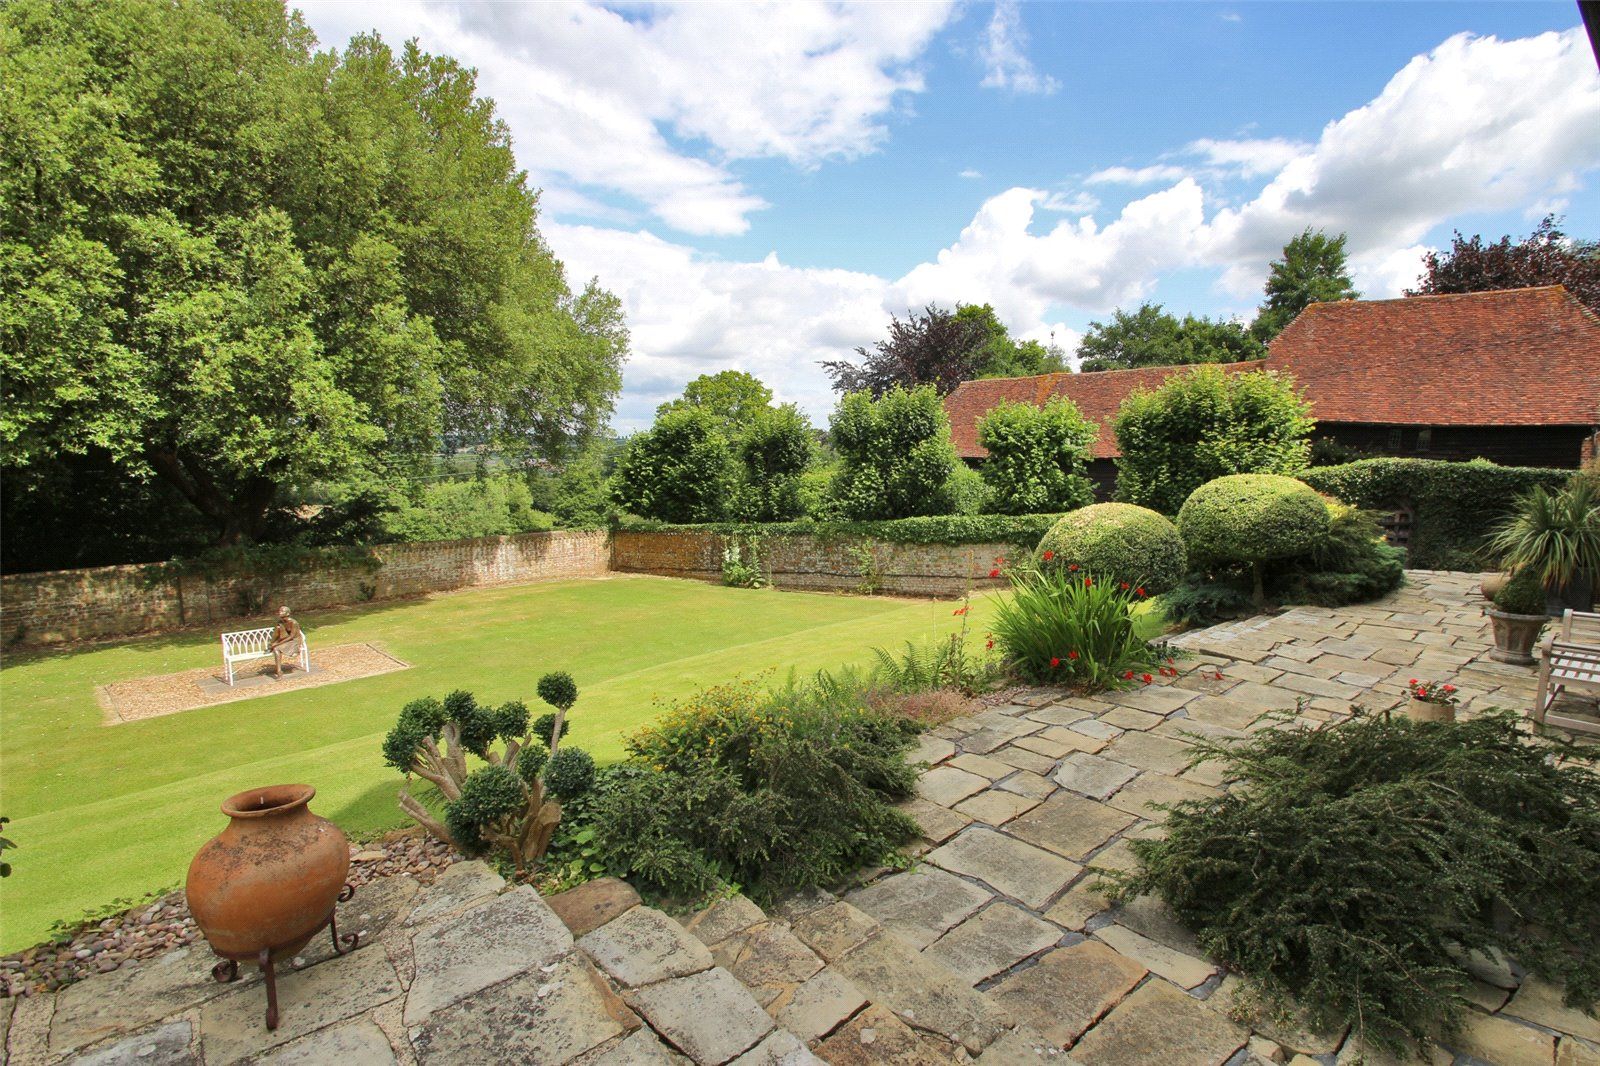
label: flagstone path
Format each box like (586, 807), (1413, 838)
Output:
(6, 571), (1598, 1065)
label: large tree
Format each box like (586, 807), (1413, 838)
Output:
(1250, 229), (1360, 343)
(1077, 304), (1264, 372)
(1406, 216), (1600, 316)
(656, 371), (773, 430)
(822, 303), (1064, 396)
(0, 0), (627, 545)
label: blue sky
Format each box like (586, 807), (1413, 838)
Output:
(296, 1), (1600, 430)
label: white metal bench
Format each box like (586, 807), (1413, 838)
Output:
(1533, 609), (1600, 737)
(220, 627), (309, 686)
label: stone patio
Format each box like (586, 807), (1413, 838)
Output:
(7, 570), (1599, 1065)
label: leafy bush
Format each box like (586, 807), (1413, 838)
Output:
(829, 385), (960, 520)
(945, 462), (992, 516)
(976, 397), (1097, 515)
(721, 535), (766, 588)
(1036, 503), (1186, 594)
(1156, 578), (1256, 627)
(732, 404), (815, 522)
(1113, 366), (1314, 515)
(1179, 475), (1329, 606)
(1112, 711), (1600, 1055)
(383, 677), (590, 873)
(991, 564), (1158, 688)
(611, 407), (735, 523)
(575, 680), (920, 902)
(1269, 500), (1405, 606)
(1301, 458), (1570, 570)
(379, 474), (553, 543)
(1493, 566), (1547, 615)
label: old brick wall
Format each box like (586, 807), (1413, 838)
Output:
(1, 530), (610, 647)
(609, 531), (1012, 597)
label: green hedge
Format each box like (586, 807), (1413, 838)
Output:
(1301, 459), (1571, 570)
(612, 512), (1065, 548)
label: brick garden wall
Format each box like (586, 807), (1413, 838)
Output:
(1, 530), (610, 647)
(610, 530), (1012, 598)
(1, 529), (1008, 648)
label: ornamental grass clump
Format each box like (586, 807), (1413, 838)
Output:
(1111, 710), (1600, 1055)
(383, 674), (591, 874)
(991, 562), (1158, 688)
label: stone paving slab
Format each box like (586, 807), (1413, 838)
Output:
(69, 1019), (197, 1066)
(1006, 790), (1137, 861)
(49, 945), (240, 1056)
(624, 968), (775, 1065)
(845, 866), (991, 950)
(405, 886), (572, 1024)
(986, 941), (1145, 1048)
(772, 967), (867, 1043)
(579, 905), (714, 989)
(811, 1002), (964, 1065)
(923, 902), (1061, 985)
(261, 1019), (397, 1065)
(925, 827), (1079, 910)
(828, 932), (1008, 1053)
(1070, 978), (1249, 1065)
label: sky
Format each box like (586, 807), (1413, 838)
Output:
(294, 1), (1600, 432)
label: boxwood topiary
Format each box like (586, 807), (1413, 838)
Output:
(1179, 474), (1330, 606)
(544, 747), (597, 801)
(1035, 503), (1186, 593)
(1493, 566), (1547, 616)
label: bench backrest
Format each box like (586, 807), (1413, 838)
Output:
(1565, 610), (1600, 646)
(221, 628), (277, 657)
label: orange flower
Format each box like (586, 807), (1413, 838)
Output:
(1042, 550), (1055, 561)
(952, 606), (968, 616)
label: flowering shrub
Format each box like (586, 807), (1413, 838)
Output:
(1407, 679), (1459, 706)
(991, 563), (1158, 688)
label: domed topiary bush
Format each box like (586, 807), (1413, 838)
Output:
(1179, 474), (1330, 607)
(1036, 503), (1187, 593)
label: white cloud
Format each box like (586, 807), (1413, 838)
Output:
(297, 0), (957, 235)
(959, 168), (984, 179)
(1086, 164), (1190, 186)
(980, 0), (1060, 95)
(1185, 137), (1309, 178)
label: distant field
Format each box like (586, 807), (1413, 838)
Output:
(0, 575), (1010, 951)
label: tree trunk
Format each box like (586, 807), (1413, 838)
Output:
(1252, 561), (1267, 610)
(144, 446), (278, 546)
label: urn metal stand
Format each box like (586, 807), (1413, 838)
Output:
(208, 883), (361, 1031)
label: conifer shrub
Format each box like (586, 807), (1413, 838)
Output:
(1112, 711), (1600, 1055)
(1036, 503), (1186, 593)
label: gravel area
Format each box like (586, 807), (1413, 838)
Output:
(0, 830), (459, 998)
(97, 642), (410, 723)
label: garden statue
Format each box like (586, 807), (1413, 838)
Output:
(269, 606), (304, 678)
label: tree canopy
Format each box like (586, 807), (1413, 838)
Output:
(1076, 304), (1265, 372)
(1407, 216), (1599, 316)
(0, 0), (627, 545)
(1251, 229), (1360, 342)
(822, 303), (1065, 396)
(656, 370), (774, 430)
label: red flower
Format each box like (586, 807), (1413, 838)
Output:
(1213, 671), (1224, 681)
(1084, 577), (1094, 587)
(952, 606), (968, 616)
(989, 568), (1001, 578)
(1050, 656), (1061, 668)
(1042, 550), (1055, 561)
(1068, 650), (1079, 660)
(985, 638), (994, 650)
(1123, 670), (1135, 680)
(1119, 581), (1130, 590)
(1409, 679), (1418, 686)
(1135, 587), (1147, 598)
(1141, 673), (1153, 684)
(1068, 563), (1079, 572)
(1442, 684), (1456, 692)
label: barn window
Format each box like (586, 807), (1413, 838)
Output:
(1416, 428), (1432, 453)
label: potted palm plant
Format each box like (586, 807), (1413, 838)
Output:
(1488, 480), (1600, 616)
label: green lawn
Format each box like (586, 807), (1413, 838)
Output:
(0, 575), (1009, 951)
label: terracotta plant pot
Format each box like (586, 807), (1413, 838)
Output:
(1480, 572), (1510, 602)
(1404, 697), (1456, 724)
(187, 784), (350, 961)
(1486, 608), (1548, 667)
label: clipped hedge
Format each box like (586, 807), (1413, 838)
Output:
(612, 512), (1066, 548)
(1301, 459), (1571, 570)
(1036, 503), (1186, 593)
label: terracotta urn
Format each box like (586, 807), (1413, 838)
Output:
(186, 785), (350, 960)
(1404, 697), (1455, 724)
(1480, 572), (1510, 602)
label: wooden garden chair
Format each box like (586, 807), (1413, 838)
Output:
(1533, 610), (1600, 737)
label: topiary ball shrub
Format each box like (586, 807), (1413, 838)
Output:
(538, 671), (578, 711)
(1179, 474), (1330, 606)
(445, 764), (528, 856)
(544, 747), (597, 801)
(1036, 503), (1186, 594)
